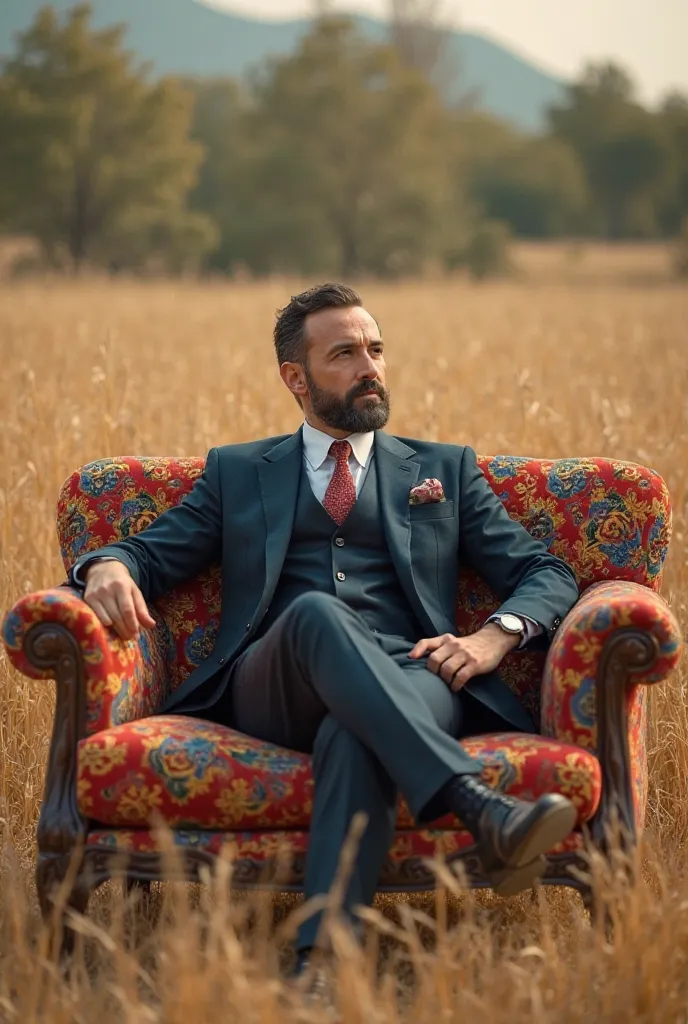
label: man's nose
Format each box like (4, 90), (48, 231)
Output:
(358, 354), (379, 378)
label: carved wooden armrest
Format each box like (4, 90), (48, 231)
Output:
(540, 580), (682, 841)
(2, 586), (169, 856)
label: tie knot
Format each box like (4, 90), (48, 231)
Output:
(329, 440), (352, 464)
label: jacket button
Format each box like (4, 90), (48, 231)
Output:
(245, 623), (251, 631)
(336, 571), (346, 582)
(335, 537), (345, 547)
(219, 657), (226, 665)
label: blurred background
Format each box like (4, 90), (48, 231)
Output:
(0, 0), (687, 281)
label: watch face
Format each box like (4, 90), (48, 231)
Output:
(500, 614), (524, 633)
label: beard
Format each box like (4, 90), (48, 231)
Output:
(304, 365), (391, 433)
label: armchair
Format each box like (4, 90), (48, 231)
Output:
(2, 453), (681, 945)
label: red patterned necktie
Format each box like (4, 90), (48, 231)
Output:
(323, 440), (357, 525)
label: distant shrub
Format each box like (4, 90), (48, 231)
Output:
(445, 219), (514, 281)
(673, 216), (688, 280)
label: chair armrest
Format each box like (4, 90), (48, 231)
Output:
(2, 586), (168, 733)
(541, 580), (682, 838)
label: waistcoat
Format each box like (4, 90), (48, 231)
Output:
(256, 454), (424, 642)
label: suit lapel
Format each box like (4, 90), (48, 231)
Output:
(374, 431), (438, 634)
(256, 428), (303, 611)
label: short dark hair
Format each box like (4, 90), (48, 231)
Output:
(274, 282), (363, 366)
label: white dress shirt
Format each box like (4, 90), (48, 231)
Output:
(301, 419), (375, 504)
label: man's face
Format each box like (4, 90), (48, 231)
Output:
(285, 305), (391, 435)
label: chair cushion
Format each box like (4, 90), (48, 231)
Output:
(77, 716), (602, 831)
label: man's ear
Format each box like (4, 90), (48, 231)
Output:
(280, 361), (308, 401)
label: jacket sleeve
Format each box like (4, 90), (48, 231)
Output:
(458, 446), (579, 639)
(70, 447), (223, 604)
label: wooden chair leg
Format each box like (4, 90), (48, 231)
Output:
(36, 852), (94, 961)
(581, 884), (614, 940)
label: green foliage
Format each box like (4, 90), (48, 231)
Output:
(446, 219), (513, 280)
(0, 4), (215, 271)
(189, 17), (457, 277)
(549, 62), (674, 238)
(1, 6), (688, 276)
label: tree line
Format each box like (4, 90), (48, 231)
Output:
(1, 3), (687, 276)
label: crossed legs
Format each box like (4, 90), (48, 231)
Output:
(227, 592), (489, 948)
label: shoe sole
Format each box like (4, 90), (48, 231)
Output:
(483, 798), (577, 897)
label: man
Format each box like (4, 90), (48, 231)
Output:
(71, 283), (579, 974)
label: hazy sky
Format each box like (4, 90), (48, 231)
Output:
(208, 0), (686, 104)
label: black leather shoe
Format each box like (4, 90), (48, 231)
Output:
(448, 777), (577, 897)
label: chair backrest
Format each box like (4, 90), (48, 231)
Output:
(57, 453), (671, 721)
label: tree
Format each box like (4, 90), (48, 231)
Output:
(0, 4), (215, 271)
(472, 136), (588, 237)
(194, 16), (457, 277)
(658, 92), (688, 234)
(548, 62), (671, 237)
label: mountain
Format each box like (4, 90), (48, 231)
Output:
(0, 0), (566, 131)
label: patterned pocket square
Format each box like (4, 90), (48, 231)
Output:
(409, 478), (446, 505)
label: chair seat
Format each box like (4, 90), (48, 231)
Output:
(77, 715), (602, 831)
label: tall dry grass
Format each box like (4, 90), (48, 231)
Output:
(0, 262), (687, 1021)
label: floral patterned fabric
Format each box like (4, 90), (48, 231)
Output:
(2, 586), (167, 732)
(0, 450), (677, 867)
(541, 579), (682, 821)
(77, 716), (601, 831)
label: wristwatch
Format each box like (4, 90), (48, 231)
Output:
(491, 613), (526, 637)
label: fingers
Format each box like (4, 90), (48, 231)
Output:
(87, 597), (113, 629)
(132, 586), (157, 629)
(412, 634), (480, 690)
(449, 663), (478, 692)
(409, 634), (451, 659)
(85, 582), (153, 640)
(114, 589), (140, 639)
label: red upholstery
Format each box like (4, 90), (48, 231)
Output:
(2, 451), (681, 874)
(77, 716), (602, 830)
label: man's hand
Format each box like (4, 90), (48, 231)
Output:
(83, 560), (156, 641)
(409, 623), (520, 692)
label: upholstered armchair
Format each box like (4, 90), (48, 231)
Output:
(2, 454), (681, 944)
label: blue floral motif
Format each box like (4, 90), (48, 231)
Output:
(647, 517), (669, 578)
(571, 677), (596, 730)
(79, 461), (127, 497)
(1, 608), (22, 650)
(148, 736), (229, 800)
(586, 492), (642, 569)
(524, 509), (556, 548)
(119, 491), (160, 538)
(184, 621), (218, 666)
(233, 748), (305, 776)
(487, 456), (530, 480)
(547, 460), (592, 499)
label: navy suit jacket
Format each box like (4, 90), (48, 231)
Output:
(72, 430), (579, 730)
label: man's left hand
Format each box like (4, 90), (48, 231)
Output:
(409, 623), (520, 692)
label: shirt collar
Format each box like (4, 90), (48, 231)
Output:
(302, 420), (375, 472)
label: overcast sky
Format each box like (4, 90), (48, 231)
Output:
(207, 0), (686, 105)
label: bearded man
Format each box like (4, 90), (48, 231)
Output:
(71, 283), (579, 976)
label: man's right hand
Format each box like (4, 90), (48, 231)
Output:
(83, 560), (156, 640)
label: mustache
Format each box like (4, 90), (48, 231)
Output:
(349, 380), (387, 401)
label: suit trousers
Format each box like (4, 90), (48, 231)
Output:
(211, 591), (514, 951)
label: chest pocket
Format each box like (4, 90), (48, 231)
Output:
(409, 500), (455, 522)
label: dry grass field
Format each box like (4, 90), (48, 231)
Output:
(1, 250), (687, 1021)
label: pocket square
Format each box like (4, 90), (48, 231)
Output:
(409, 478), (446, 505)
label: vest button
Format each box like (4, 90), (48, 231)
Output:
(335, 537), (345, 547)
(336, 571), (346, 582)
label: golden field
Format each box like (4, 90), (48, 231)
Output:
(0, 249), (687, 1021)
